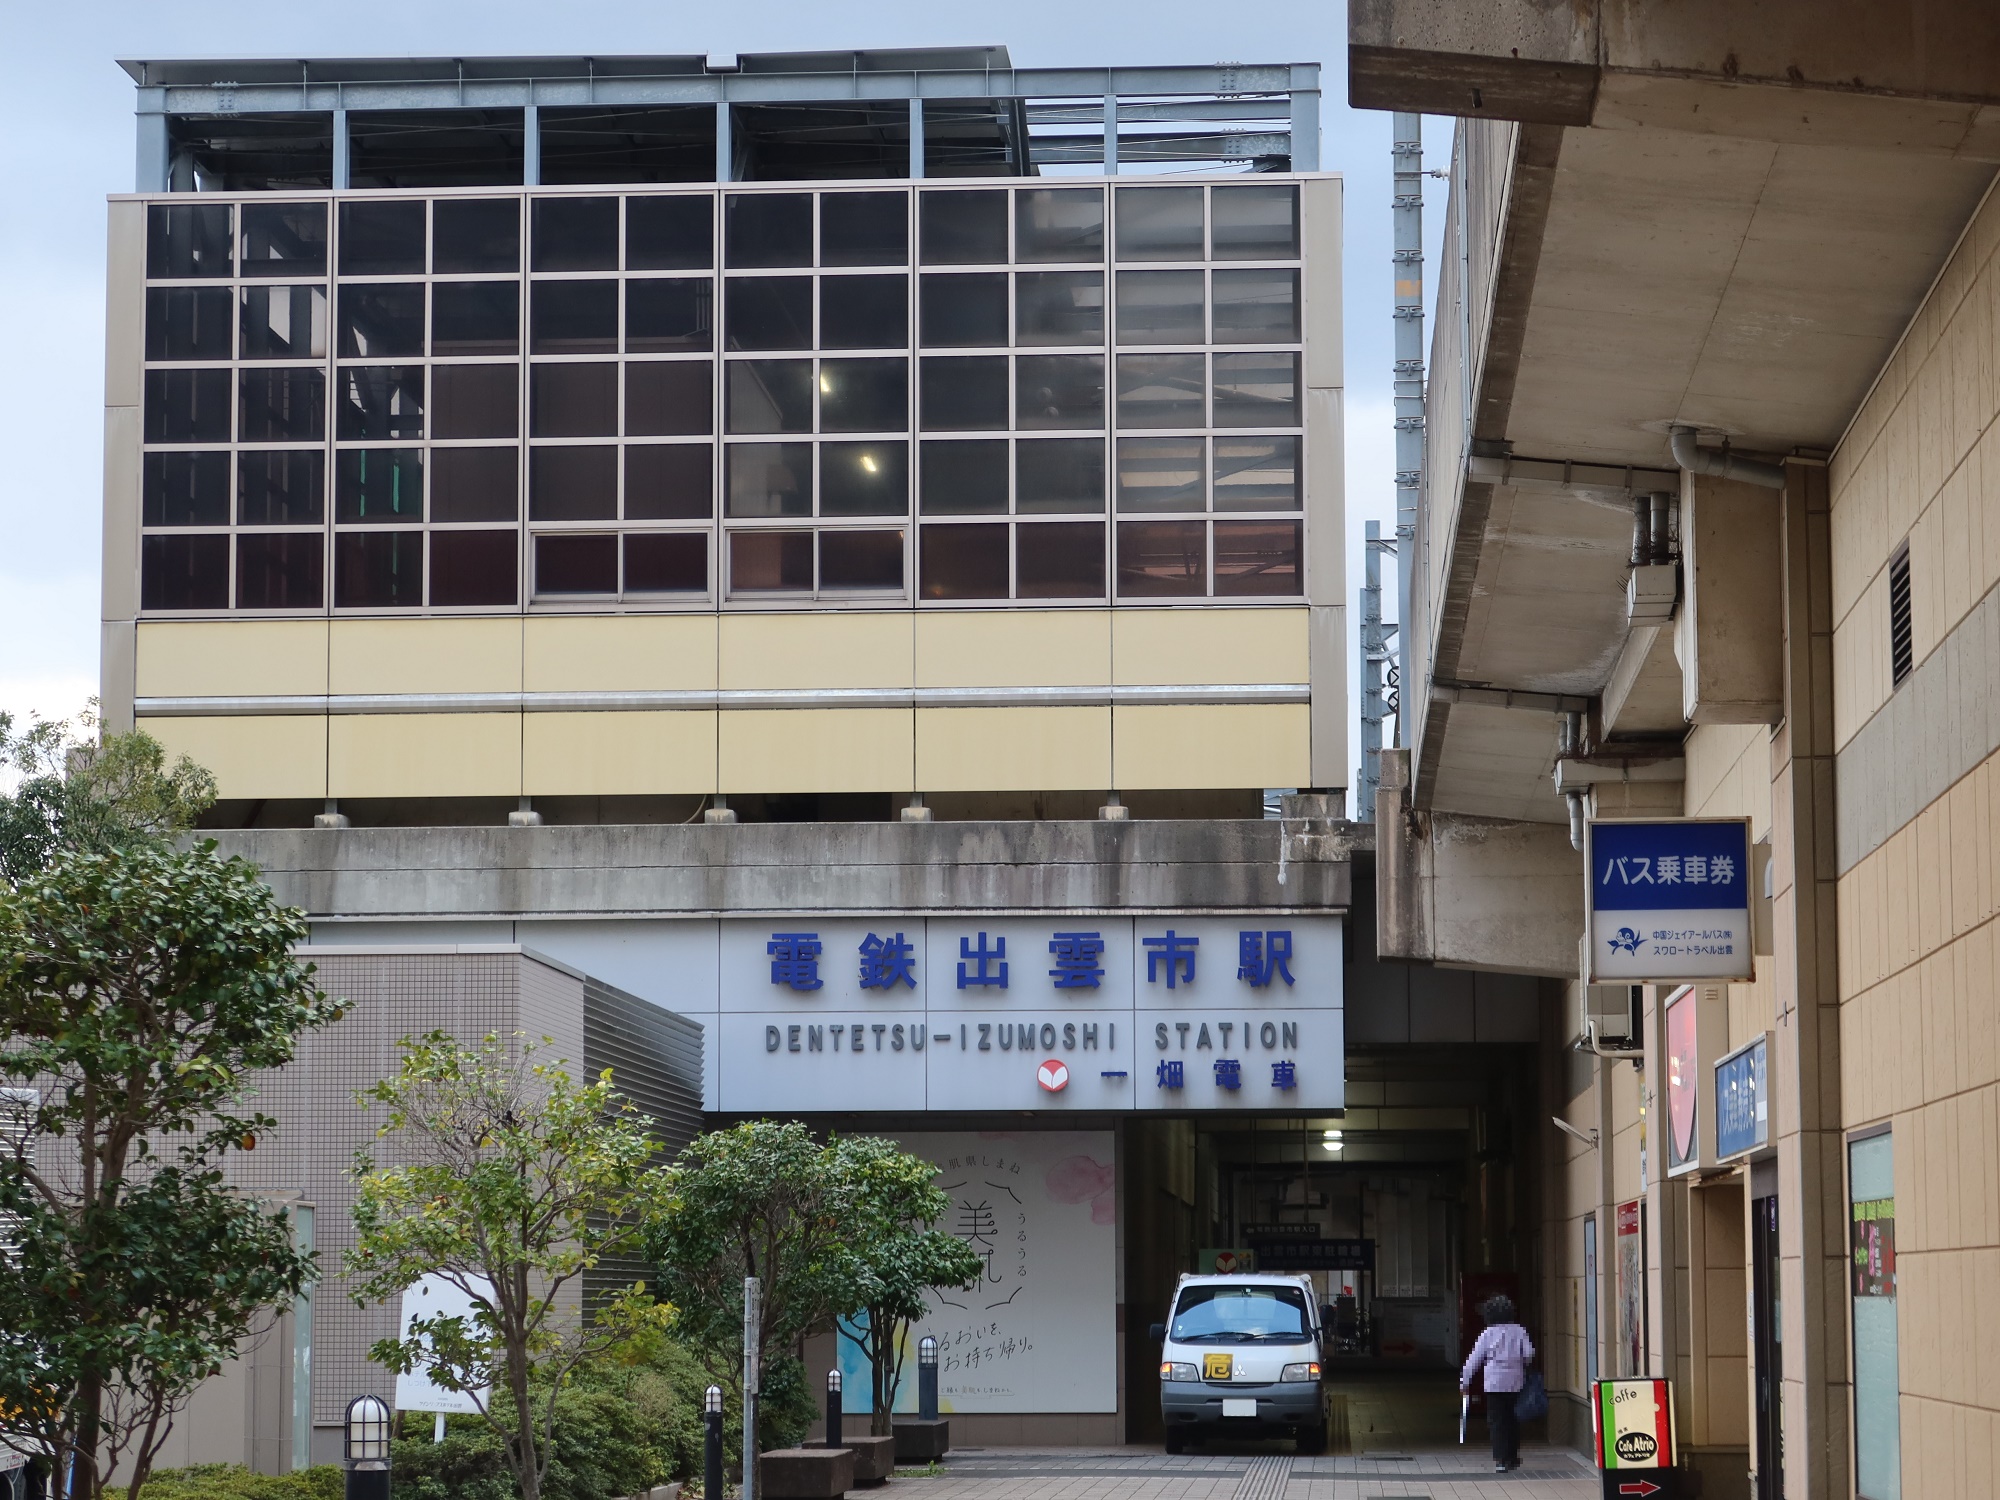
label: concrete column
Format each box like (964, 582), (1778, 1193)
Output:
(1769, 458), (1849, 1500)
(715, 102), (733, 183)
(908, 97), (925, 179)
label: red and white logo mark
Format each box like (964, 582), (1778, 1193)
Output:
(1037, 1059), (1070, 1092)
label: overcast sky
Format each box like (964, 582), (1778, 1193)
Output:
(0, 0), (1446, 794)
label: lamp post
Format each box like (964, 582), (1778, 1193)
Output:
(343, 1395), (391, 1500)
(918, 1336), (939, 1423)
(704, 1385), (724, 1500)
(825, 1367), (843, 1450)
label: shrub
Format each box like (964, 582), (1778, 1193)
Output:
(109, 1466), (344, 1500)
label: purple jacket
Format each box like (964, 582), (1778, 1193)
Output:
(1461, 1322), (1536, 1393)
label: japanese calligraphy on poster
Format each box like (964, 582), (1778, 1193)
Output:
(712, 916), (1343, 1114)
(835, 1131), (1117, 1415)
(1586, 819), (1754, 982)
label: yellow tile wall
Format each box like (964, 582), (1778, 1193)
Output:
(914, 611), (1112, 688)
(1112, 704), (1310, 790)
(522, 712), (717, 796)
(1111, 608), (1310, 686)
(717, 708), (912, 794)
(915, 706), (1111, 792)
(329, 619), (523, 695)
(718, 613), (912, 691)
(328, 714), (522, 799)
(144, 715), (327, 800)
(523, 616), (718, 692)
(136, 620), (329, 698)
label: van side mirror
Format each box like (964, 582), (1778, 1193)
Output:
(1148, 1322), (1166, 1342)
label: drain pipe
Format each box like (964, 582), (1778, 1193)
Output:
(1556, 710), (1589, 850)
(1668, 424), (1785, 490)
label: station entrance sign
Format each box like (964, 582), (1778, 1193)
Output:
(1586, 820), (1753, 983)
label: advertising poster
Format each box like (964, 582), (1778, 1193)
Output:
(1666, 989), (1699, 1172)
(1615, 1200), (1646, 1378)
(837, 1130), (1117, 1414)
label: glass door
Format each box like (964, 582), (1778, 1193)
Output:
(1751, 1194), (1783, 1500)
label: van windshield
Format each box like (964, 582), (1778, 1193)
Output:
(1169, 1285), (1312, 1344)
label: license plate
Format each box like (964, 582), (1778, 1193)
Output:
(1202, 1353), (1234, 1380)
(1222, 1398), (1257, 1418)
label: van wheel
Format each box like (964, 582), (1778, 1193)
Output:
(1297, 1422), (1327, 1456)
(1164, 1429), (1185, 1455)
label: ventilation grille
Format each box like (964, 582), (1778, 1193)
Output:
(1890, 544), (1913, 686)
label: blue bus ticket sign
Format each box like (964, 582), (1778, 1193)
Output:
(1586, 819), (1754, 983)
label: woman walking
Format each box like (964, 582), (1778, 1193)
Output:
(1460, 1294), (1536, 1472)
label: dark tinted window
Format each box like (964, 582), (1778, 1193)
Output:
(1117, 353), (1206, 428)
(627, 196), (712, 270)
(431, 446), (518, 521)
(820, 442), (908, 516)
(1212, 352), (1299, 427)
(820, 529), (903, 590)
(336, 531), (423, 608)
(725, 277), (813, 351)
(1212, 184), (1299, 259)
(142, 451), (230, 526)
(1116, 270), (1204, 345)
(535, 533), (618, 593)
(144, 369), (232, 443)
(627, 279), (713, 352)
(1017, 521), (1105, 598)
(727, 360), (813, 435)
(626, 531), (707, 592)
(335, 449), (424, 523)
(1016, 355), (1104, 431)
(1214, 519), (1301, 595)
(1115, 187), (1204, 261)
(726, 443), (811, 518)
(240, 368), (327, 442)
(1016, 188), (1103, 263)
(1116, 436), (1204, 512)
(1117, 519), (1205, 596)
(430, 529), (518, 607)
(338, 283), (425, 358)
(530, 445), (618, 520)
(433, 199), (520, 273)
(533, 196), (619, 271)
(821, 192), (907, 267)
(920, 356), (1008, 430)
(142, 534), (229, 610)
(240, 202), (327, 278)
(237, 450), (325, 524)
(532, 280), (618, 353)
(146, 287), (233, 360)
(919, 274), (1007, 348)
(335, 366), (421, 441)
(236, 533), (323, 609)
(730, 530), (813, 590)
(920, 191), (1006, 264)
(432, 365), (519, 439)
(919, 523), (1007, 599)
(820, 274), (908, 350)
(147, 204), (232, 278)
(625, 445), (712, 519)
(626, 362), (712, 437)
(531, 363), (617, 438)
(1212, 269), (1300, 342)
(1016, 272), (1104, 346)
(1017, 438), (1105, 514)
(338, 200), (425, 276)
(920, 441), (1006, 515)
(1214, 435), (1300, 510)
(726, 193), (813, 268)
(818, 358), (907, 433)
(432, 282), (519, 355)
(240, 285), (328, 360)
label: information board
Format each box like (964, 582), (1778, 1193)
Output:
(1587, 820), (1753, 982)
(1593, 1377), (1676, 1468)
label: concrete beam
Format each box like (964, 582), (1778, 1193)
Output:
(1600, 624), (1685, 737)
(1375, 749), (1583, 977)
(205, 819), (1357, 922)
(1678, 470), (1784, 725)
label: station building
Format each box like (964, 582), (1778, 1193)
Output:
(96, 48), (1537, 1463)
(1354, 5), (2000, 1499)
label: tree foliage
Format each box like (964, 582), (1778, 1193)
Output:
(0, 841), (333, 1500)
(0, 710), (214, 883)
(346, 1034), (673, 1500)
(832, 1136), (983, 1435)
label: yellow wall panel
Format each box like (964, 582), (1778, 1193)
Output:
(329, 619), (523, 695)
(914, 611), (1111, 688)
(328, 714), (522, 799)
(916, 707), (1110, 791)
(718, 613), (913, 690)
(136, 620), (328, 698)
(143, 715), (327, 800)
(523, 712), (717, 795)
(523, 616), (718, 693)
(1112, 704), (1310, 789)
(717, 709), (912, 794)
(1112, 608), (1309, 686)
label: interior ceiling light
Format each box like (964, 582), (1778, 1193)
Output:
(860, 453), (878, 472)
(819, 373), (832, 393)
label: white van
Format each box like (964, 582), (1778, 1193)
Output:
(1150, 1272), (1330, 1453)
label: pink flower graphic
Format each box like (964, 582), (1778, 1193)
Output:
(1046, 1155), (1116, 1225)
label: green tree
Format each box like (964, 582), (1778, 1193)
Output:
(643, 1121), (854, 1459)
(346, 1033), (672, 1500)
(0, 841), (334, 1500)
(0, 709), (214, 883)
(832, 1137), (982, 1435)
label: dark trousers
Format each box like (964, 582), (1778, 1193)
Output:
(1487, 1389), (1520, 1466)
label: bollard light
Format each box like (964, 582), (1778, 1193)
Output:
(704, 1384), (725, 1500)
(917, 1336), (940, 1423)
(825, 1365), (844, 1449)
(919, 1337), (937, 1366)
(827, 1368), (842, 1393)
(706, 1384), (723, 1416)
(343, 1395), (391, 1467)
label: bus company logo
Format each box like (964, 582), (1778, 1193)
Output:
(1036, 1059), (1070, 1092)
(1614, 1431), (1659, 1464)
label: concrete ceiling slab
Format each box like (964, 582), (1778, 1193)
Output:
(1428, 702), (1568, 824)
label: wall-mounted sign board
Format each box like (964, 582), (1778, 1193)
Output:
(1586, 820), (1754, 983)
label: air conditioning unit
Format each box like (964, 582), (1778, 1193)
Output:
(1581, 983), (1642, 1049)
